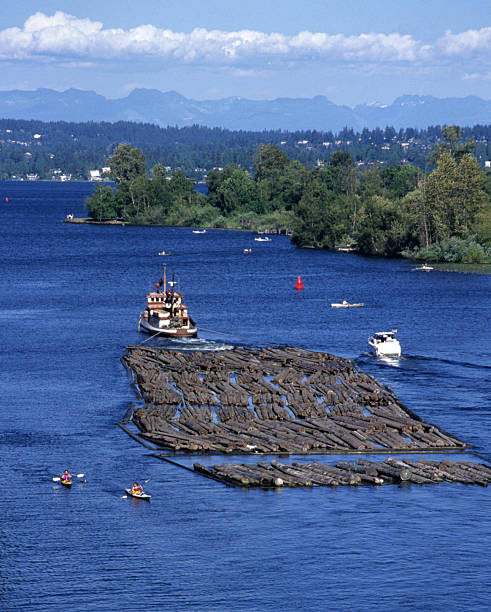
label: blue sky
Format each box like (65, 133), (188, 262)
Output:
(0, 1), (489, 105)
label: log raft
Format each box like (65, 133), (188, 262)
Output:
(121, 345), (466, 454)
(192, 458), (491, 488)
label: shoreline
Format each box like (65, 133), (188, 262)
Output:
(63, 218), (491, 271)
(64, 217), (291, 234)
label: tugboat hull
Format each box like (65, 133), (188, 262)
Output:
(139, 315), (198, 337)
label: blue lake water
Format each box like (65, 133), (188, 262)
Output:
(0, 181), (490, 611)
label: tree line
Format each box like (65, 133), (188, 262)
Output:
(86, 127), (490, 263)
(1, 118), (490, 180)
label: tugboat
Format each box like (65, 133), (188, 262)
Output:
(368, 330), (401, 357)
(138, 266), (198, 337)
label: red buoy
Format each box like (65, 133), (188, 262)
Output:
(294, 275), (304, 290)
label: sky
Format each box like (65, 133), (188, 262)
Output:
(0, 1), (489, 106)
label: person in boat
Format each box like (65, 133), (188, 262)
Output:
(131, 482), (143, 496)
(61, 469), (72, 484)
(342, 300), (348, 305)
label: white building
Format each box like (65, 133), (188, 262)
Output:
(89, 170), (101, 181)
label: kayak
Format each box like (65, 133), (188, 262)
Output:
(125, 488), (151, 501)
(61, 479), (72, 488)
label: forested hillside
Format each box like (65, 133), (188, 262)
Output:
(1, 118), (490, 181)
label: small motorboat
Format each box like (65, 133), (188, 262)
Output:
(368, 330), (401, 357)
(331, 301), (364, 308)
(158, 250), (172, 256)
(254, 236), (271, 242)
(192, 229), (207, 234)
(125, 488), (151, 501)
(243, 248), (252, 254)
(412, 263), (434, 272)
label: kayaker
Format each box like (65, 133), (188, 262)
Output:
(61, 469), (72, 483)
(132, 482), (143, 496)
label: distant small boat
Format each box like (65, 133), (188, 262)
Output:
(254, 236), (271, 242)
(158, 250), (172, 256)
(243, 248), (252, 254)
(192, 229), (207, 234)
(336, 246), (357, 253)
(331, 301), (364, 308)
(413, 263), (434, 272)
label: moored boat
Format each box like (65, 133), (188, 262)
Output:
(254, 236), (271, 242)
(331, 301), (364, 308)
(138, 266), (198, 338)
(125, 488), (151, 501)
(368, 330), (401, 357)
(412, 263), (434, 272)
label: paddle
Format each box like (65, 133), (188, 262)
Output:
(52, 473), (85, 482)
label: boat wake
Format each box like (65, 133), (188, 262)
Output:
(358, 352), (490, 372)
(357, 352), (404, 367)
(405, 354), (491, 371)
(146, 337), (234, 351)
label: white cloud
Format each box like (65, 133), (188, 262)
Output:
(437, 27), (491, 57)
(463, 71), (491, 81)
(0, 11), (489, 69)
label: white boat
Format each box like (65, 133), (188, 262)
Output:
(158, 250), (172, 256)
(254, 236), (271, 242)
(368, 330), (401, 357)
(336, 246), (357, 253)
(331, 301), (364, 308)
(192, 229), (207, 234)
(412, 263), (434, 272)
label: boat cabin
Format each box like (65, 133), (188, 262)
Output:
(143, 289), (191, 329)
(372, 332), (396, 343)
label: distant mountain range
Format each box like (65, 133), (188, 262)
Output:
(0, 88), (489, 132)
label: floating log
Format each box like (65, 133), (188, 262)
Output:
(122, 345), (467, 454)
(193, 458), (491, 488)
